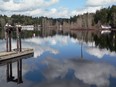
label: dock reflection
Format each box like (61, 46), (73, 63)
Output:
(7, 59), (23, 84)
(0, 53), (34, 84)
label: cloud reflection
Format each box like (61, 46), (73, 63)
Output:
(2, 39), (59, 58)
(1, 35), (116, 59)
(41, 57), (116, 87)
(23, 35), (80, 57)
(25, 35), (78, 46)
(0, 40), (6, 51)
(33, 79), (90, 87)
(86, 47), (116, 58)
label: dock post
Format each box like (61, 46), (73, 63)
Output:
(16, 27), (19, 52)
(5, 31), (9, 52)
(19, 28), (22, 52)
(4, 23), (12, 52)
(16, 25), (22, 52)
(9, 30), (12, 51)
(17, 59), (23, 84)
(4, 26), (9, 52)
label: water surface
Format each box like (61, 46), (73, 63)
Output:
(0, 31), (116, 87)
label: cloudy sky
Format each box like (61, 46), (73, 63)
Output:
(0, 0), (116, 18)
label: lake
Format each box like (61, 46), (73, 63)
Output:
(0, 30), (116, 87)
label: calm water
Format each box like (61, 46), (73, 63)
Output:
(0, 31), (116, 87)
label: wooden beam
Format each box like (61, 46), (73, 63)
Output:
(9, 30), (12, 52)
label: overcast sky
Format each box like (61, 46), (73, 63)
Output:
(0, 0), (116, 18)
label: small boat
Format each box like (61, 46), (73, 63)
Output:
(101, 25), (111, 29)
(101, 30), (111, 34)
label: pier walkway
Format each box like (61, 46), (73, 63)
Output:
(0, 48), (34, 62)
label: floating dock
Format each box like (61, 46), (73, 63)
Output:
(0, 48), (34, 84)
(0, 48), (34, 62)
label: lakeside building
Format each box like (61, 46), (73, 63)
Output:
(21, 25), (41, 31)
(22, 25), (34, 31)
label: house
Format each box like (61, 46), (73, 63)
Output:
(22, 25), (41, 31)
(22, 25), (34, 31)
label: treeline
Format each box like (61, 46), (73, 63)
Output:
(0, 15), (45, 26)
(94, 5), (116, 28)
(0, 15), (70, 27)
(0, 5), (115, 36)
(70, 5), (116, 29)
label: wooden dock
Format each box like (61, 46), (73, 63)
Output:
(0, 48), (34, 62)
(0, 24), (34, 66)
(0, 24), (35, 84)
(0, 48), (34, 84)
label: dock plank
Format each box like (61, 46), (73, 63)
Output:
(0, 48), (34, 61)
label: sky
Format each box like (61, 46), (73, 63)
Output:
(0, 0), (116, 18)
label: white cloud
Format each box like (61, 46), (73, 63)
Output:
(0, 0), (101, 18)
(87, 0), (116, 6)
(0, 0), (71, 18)
(29, 7), (71, 18)
(0, 0), (115, 18)
(0, 0), (59, 11)
(72, 6), (101, 16)
(71, 0), (116, 17)
(2, 0), (10, 2)
(0, 7), (71, 18)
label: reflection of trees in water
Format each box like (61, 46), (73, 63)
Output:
(93, 32), (116, 52)
(70, 31), (96, 59)
(70, 30), (95, 43)
(70, 30), (116, 52)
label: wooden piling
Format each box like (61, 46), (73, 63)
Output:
(9, 31), (12, 52)
(16, 27), (19, 52)
(19, 29), (22, 52)
(5, 31), (9, 52)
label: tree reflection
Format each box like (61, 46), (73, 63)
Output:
(70, 30), (116, 52)
(93, 31), (116, 52)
